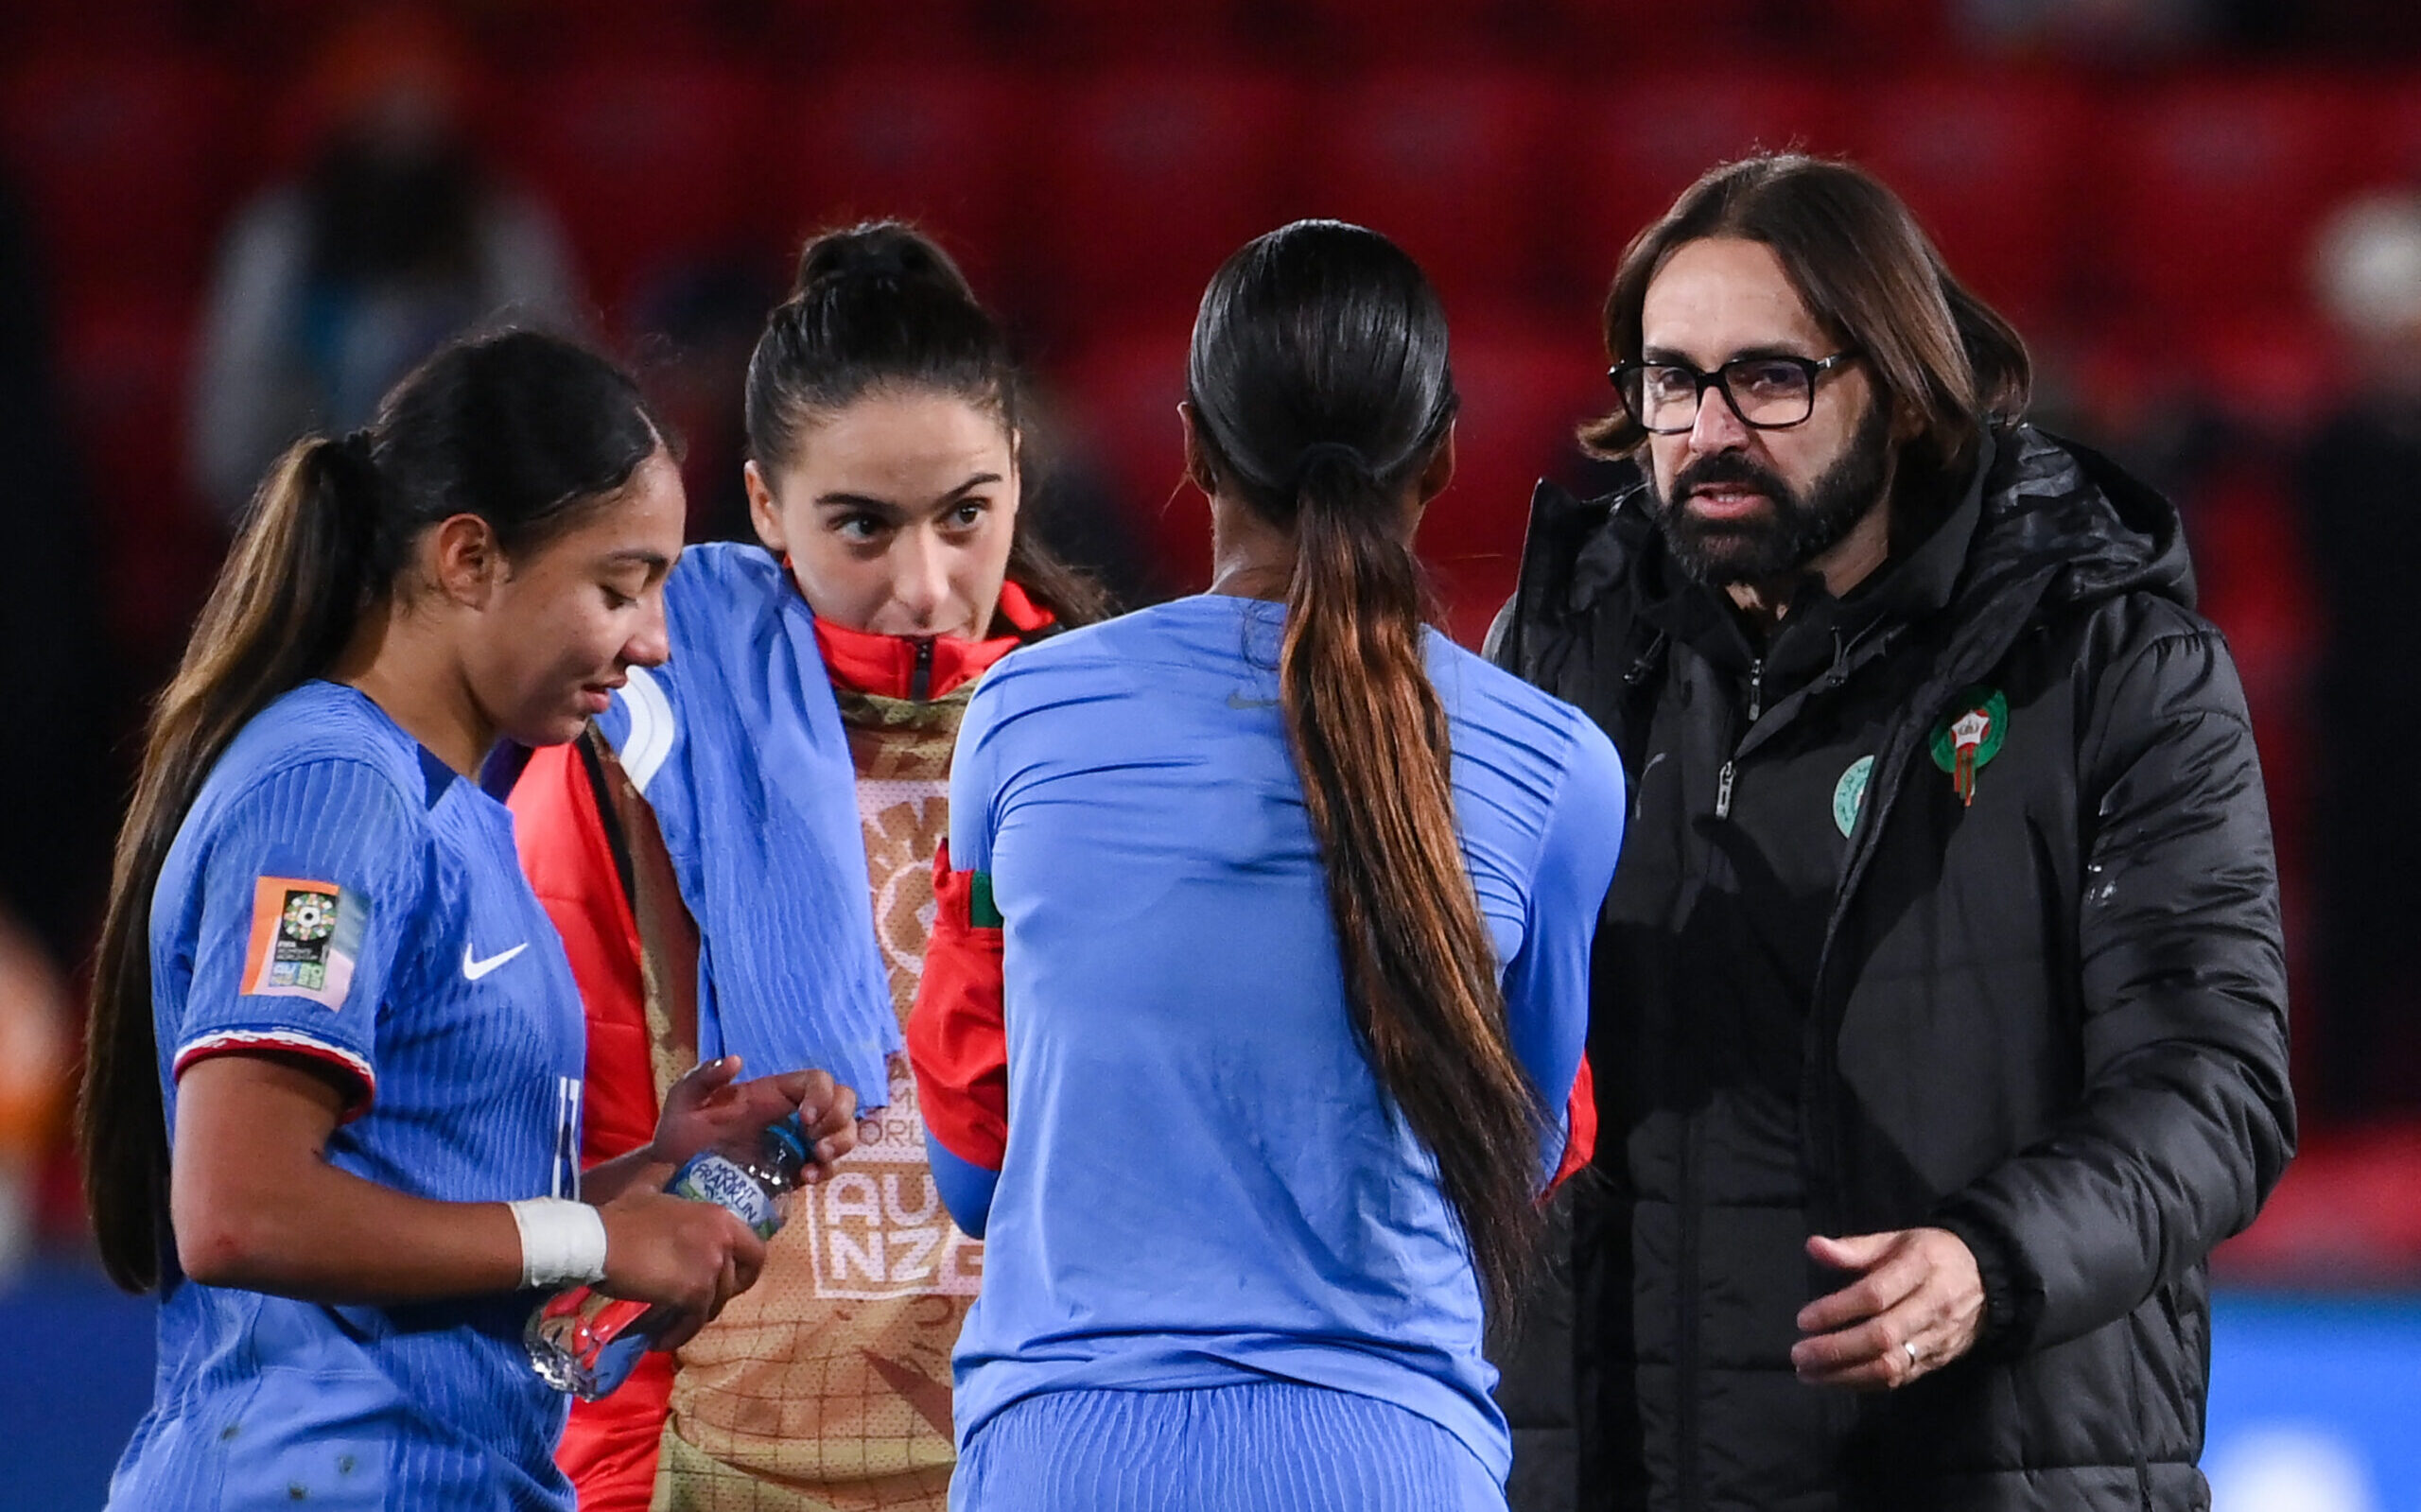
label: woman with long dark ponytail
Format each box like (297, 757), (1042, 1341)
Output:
(908, 220), (1626, 1509)
(83, 330), (855, 1512)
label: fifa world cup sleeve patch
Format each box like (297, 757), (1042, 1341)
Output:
(238, 876), (366, 1009)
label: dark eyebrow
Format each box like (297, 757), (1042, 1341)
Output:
(1639, 344), (1817, 367)
(604, 548), (671, 571)
(814, 472), (1005, 515)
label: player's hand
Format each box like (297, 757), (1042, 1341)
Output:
(792, 1071), (858, 1184)
(1791, 1227), (1984, 1390)
(593, 1186), (765, 1339)
(649, 1056), (859, 1182)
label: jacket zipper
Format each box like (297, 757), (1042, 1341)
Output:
(909, 636), (935, 703)
(1686, 654), (1760, 1503)
(1714, 658), (1763, 820)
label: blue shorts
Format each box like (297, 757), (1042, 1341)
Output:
(952, 1382), (1506, 1512)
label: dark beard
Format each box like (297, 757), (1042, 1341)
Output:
(1646, 397), (1893, 587)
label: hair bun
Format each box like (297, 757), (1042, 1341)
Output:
(792, 220), (973, 304)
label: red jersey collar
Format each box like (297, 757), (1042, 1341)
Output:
(809, 579), (1054, 701)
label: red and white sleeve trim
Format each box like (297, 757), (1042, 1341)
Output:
(174, 1029), (376, 1122)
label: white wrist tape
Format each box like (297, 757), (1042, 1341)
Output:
(509, 1197), (609, 1290)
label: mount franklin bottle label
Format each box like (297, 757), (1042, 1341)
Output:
(671, 1152), (779, 1239)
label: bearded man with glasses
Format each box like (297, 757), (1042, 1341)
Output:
(1485, 154), (2293, 1512)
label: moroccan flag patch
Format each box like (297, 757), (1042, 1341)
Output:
(240, 876), (365, 1009)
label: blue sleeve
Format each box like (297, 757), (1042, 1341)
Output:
(926, 1139), (1001, 1241)
(1500, 713), (1626, 1173)
(947, 673), (1006, 877)
(169, 759), (426, 1115)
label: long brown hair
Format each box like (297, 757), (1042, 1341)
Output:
(1186, 220), (1546, 1318)
(1581, 152), (2032, 477)
(81, 331), (665, 1292)
(743, 219), (1108, 628)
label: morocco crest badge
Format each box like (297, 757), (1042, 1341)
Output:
(1929, 686), (2008, 808)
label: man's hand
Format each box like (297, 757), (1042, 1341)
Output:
(1792, 1227), (1985, 1390)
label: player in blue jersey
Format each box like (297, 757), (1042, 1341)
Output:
(908, 221), (1628, 1511)
(77, 330), (860, 1512)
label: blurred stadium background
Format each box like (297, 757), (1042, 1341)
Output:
(6, 1), (2421, 1506)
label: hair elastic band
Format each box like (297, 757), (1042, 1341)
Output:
(1286, 441), (1374, 495)
(509, 1197), (609, 1290)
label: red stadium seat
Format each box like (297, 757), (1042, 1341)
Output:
(1561, 0), (1947, 54)
(514, 0), (730, 59)
(760, 0), (999, 65)
(1032, 68), (1302, 330)
(0, 51), (239, 302)
(1850, 74), (2093, 326)
(2347, 73), (2421, 196)
(54, 295), (219, 660)
(511, 59), (770, 324)
(1568, 70), (1853, 294)
(1819, 0), (1955, 61)
(1016, 0), (1239, 60)
(1290, 0), (1510, 59)
(6, 0), (185, 51)
(1055, 327), (1204, 594)
(782, 65), (1027, 297)
(2102, 77), (2357, 323)
(2189, 307), (2342, 442)
(2215, 1125), (2421, 1285)
(1552, 0), (1739, 52)
(1421, 315), (1605, 647)
(1309, 69), (1566, 310)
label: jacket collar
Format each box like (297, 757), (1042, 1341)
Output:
(1624, 437), (1984, 681)
(1519, 422), (2189, 666)
(809, 579), (1055, 702)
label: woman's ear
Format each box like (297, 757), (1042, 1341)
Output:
(743, 461), (787, 552)
(428, 513), (501, 608)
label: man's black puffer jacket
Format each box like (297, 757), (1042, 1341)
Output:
(1488, 425), (2295, 1511)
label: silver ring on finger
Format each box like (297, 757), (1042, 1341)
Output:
(1904, 1340), (1922, 1368)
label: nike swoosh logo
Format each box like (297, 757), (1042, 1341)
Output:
(462, 943), (529, 982)
(1227, 690), (1280, 710)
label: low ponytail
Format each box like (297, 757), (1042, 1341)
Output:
(80, 330), (666, 1292)
(1189, 221), (1546, 1319)
(1281, 463), (1547, 1320)
(81, 436), (378, 1291)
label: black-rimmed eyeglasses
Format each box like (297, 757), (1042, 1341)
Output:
(1609, 352), (1859, 435)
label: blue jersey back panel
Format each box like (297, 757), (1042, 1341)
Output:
(945, 597), (1627, 1484)
(110, 682), (588, 1512)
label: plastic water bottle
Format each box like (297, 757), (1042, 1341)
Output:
(526, 1114), (811, 1399)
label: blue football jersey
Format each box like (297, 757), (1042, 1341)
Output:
(932, 597), (1627, 1486)
(109, 681), (589, 1512)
